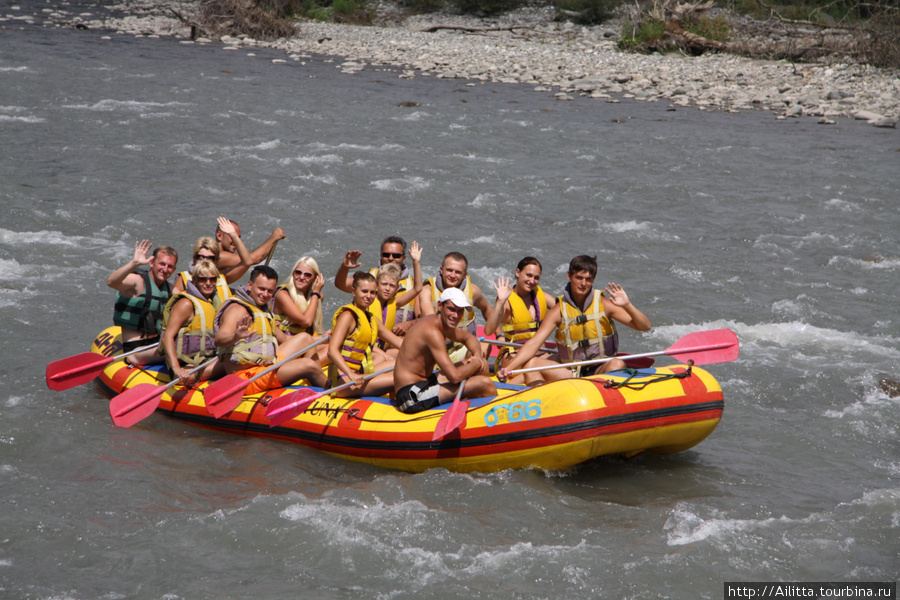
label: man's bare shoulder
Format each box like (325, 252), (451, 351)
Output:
(218, 251), (241, 268)
(405, 314), (441, 342)
(114, 272), (146, 297)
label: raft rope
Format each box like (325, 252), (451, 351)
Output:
(601, 360), (694, 391)
(257, 362), (697, 424)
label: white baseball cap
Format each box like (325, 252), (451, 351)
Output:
(439, 287), (472, 309)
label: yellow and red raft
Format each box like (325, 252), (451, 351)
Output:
(90, 327), (724, 473)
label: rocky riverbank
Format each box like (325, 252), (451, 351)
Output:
(13, 0), (899, 126)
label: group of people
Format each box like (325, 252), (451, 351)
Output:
(107, 218), (651, 414)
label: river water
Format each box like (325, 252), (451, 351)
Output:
(2, 3), (898, 598)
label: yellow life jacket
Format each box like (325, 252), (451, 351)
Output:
(178, 271), (232, 301)
(369, 266), (416, 324)
(161, 291), (223, 366)
(214, 297), (278, 366)
(428, 276), (476, 362)
(502, 286), (548, 343)
(371, 296), (397, 350)
(274, 283), (314, 336)
(331, 304), (378, 384)
(555, 289), (618, 363)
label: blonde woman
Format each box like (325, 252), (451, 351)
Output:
(160, 259), (226, 384)
(273, 256), (325, 337)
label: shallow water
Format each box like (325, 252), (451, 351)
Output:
(1, 5), (899, 599)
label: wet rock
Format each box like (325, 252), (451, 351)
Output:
(870, 117), (897, 128)
(853, 109), (885, 121)
(63, 1), (899, 125)
(879, 378), (900, 398)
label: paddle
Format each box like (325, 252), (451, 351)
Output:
(509, 328), (739, 375)
(480, 338), (558, 354)
(265, 366), (395, 427)
(481, 337), (653, 370)
(108, 358), (217, 428)
(264, 240), (278, 266)
(203, 336), (329, 418)
(46, 342), (160, 391)
(432, 379), (467, 441)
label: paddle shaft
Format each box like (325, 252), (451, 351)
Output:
(481, 338), (557, 354)
(204, 335), (331, 414)
(49, 341), (160, 380)
(509, 341), (733, 375)
(243, 335), (329, 385)
(113, 358), (217, 417)
(454, 379), (466, 401)
(159, 358), (218, 393)
(264, 240), (278, 266)
(319, 366), (395, 397)
(265, 366), (394, 421)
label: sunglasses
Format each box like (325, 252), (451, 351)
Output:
(196, 254), (217, 261)
(382, 252), (403, 259)
(196, 276), (217, 283)
(294, 269), (314, 278)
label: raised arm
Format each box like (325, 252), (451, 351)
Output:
(216, 217), (253, 284)
(393, 241), (423, 308)
(107, 239), (151, 296)
(482, 276), (513, 337)
(333, 250), (362, 294)
(417, 282), (436, 316)
(223, 226), (285, 282)
(602, 283), (651, 332)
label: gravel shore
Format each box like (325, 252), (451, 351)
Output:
(17, 0), (899, 127)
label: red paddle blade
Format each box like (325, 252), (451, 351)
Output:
(265, 389), (319, 427)
(666, 328), (739, 365)
(46, 353), (114, 391)
(202, 375), (249, 418)
(109, 383), (166, 428)
(432, 399), (469, 441)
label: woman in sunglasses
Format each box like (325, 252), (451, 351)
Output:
(172, 217), (252, 299)
(159, 259), (227, 384)
(273, 256), (325, 337)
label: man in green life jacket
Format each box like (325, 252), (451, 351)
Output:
(107, 239), (178, 365)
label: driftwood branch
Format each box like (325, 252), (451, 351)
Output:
(419, 25), (531, 34)
(169, 7), (191, 24)
(755, 0), (832, 28)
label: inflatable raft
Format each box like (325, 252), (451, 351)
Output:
(89, 327), (725, 473)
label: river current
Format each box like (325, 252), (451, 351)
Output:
(1, 4), (898, 599)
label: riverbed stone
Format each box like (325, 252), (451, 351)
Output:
(77, 0), (900, 128)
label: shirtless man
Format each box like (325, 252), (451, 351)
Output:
(334, 236), (418, 334)
(417, 251), (493, 362)
(393, 288), (496, 413)
(214, 265), (327, 395)
(215, 219), (285, 281)
(498, 255), (651, 381)
(107, 239), (178, 365)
